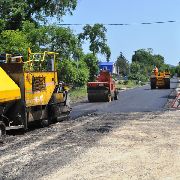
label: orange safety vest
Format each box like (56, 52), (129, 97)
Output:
(153, 67), (158, 76)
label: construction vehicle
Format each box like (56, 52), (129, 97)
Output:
(87, 69), (118, 102)
(150, 70), (170, 89)
(0, 50), (70, 142)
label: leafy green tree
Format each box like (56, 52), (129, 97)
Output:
(169, 66), (176, 77)
(58, 59), (77, 84)
(130, 62), (141, 74)
(73, 60), (89, 87)
(0, 30), (30, 56)
(58, 58), (89, 86)
(22, 21), (49, 52)
(21, 23), (83, 60)
(132, 49), (164, 68)
(0, 0), (77, 30)
(175, 66), (180, 77)
(128, 62), (148, 82)
(0, 19), (5, 32)
(83, 53), (99, 81)
(132, 49), (153, 65)
(132, 48), (165, 76)
(79, 24), (111, 60)
(159, 64), (170, 72)
(47, 26), (82, 60)
(153, 54), (165, 69)
(116, 52), (129, 76)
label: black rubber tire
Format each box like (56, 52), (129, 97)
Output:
(164, 78), (170, 89)
(41, 119), (49, 127)
(65, 93), (71, 107)
(0, 121), (6, 143)
(150, 78), (156, 89)
(114, 91), (118, 100)
(88, 95), (94, 102)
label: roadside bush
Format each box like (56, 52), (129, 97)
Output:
(83, 53), (99, 81)
(128, 73), (148, 82)
(58, 59), (89, 87)
(123, 80), (129, 85)
(118, 80), (124, 85)
(58, 59), (77, 84)
(73, 60), (89, 87)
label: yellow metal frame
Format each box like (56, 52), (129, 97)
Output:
(25, 48), (59, 71)
(4, 54), (23, 63)
(24, 48), (60, 106)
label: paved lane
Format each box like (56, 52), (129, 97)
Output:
(70, 79), (178, 118)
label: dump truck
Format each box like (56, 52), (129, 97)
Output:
(0, 50), (70, 142)
(87, 69), (118, 102)
(150, 70), (170, 89)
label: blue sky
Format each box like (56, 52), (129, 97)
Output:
(60, 0), (180, 65)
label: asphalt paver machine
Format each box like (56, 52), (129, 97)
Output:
(0, 50), (70, 142)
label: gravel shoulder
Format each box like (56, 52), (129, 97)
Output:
(43, 111), (180, 180)
(0, 110), (180, 180)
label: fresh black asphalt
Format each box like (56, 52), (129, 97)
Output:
(70, 79), (178, 119)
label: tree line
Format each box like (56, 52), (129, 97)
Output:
(0, 0), (179, 87)
(115, 48), (178, 82)
(0, 0), (111, 87)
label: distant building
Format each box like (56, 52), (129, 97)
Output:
(99, 62), (117, 74)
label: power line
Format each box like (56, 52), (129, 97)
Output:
(58, 20), (178, 26)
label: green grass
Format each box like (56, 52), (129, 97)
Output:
(69, 86), (87, 103)
(116, 80), (140, 89)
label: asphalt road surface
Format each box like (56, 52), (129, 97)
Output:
(70, 78), (178, 119)
(1, 78), (179, 180)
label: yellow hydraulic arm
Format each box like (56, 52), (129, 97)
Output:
(0, 67), (21, 103)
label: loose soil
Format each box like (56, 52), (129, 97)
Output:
(0, 110), (180, 180)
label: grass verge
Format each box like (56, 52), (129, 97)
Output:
(69, 86), (87, 103)
(116, 80), (146, 89)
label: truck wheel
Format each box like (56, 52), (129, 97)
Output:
(41, 119), (49, 127)
(88, 94), (94, 102)
(63, 91), (70, 106)
(0, 122), (6, 143)
(150, 78), (156, 89)
(114, 91), (118, 100)
(41, 105), (51, 127)
(164, 78), (170, 89)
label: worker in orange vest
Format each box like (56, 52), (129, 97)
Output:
(153, 66), (158, 76)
